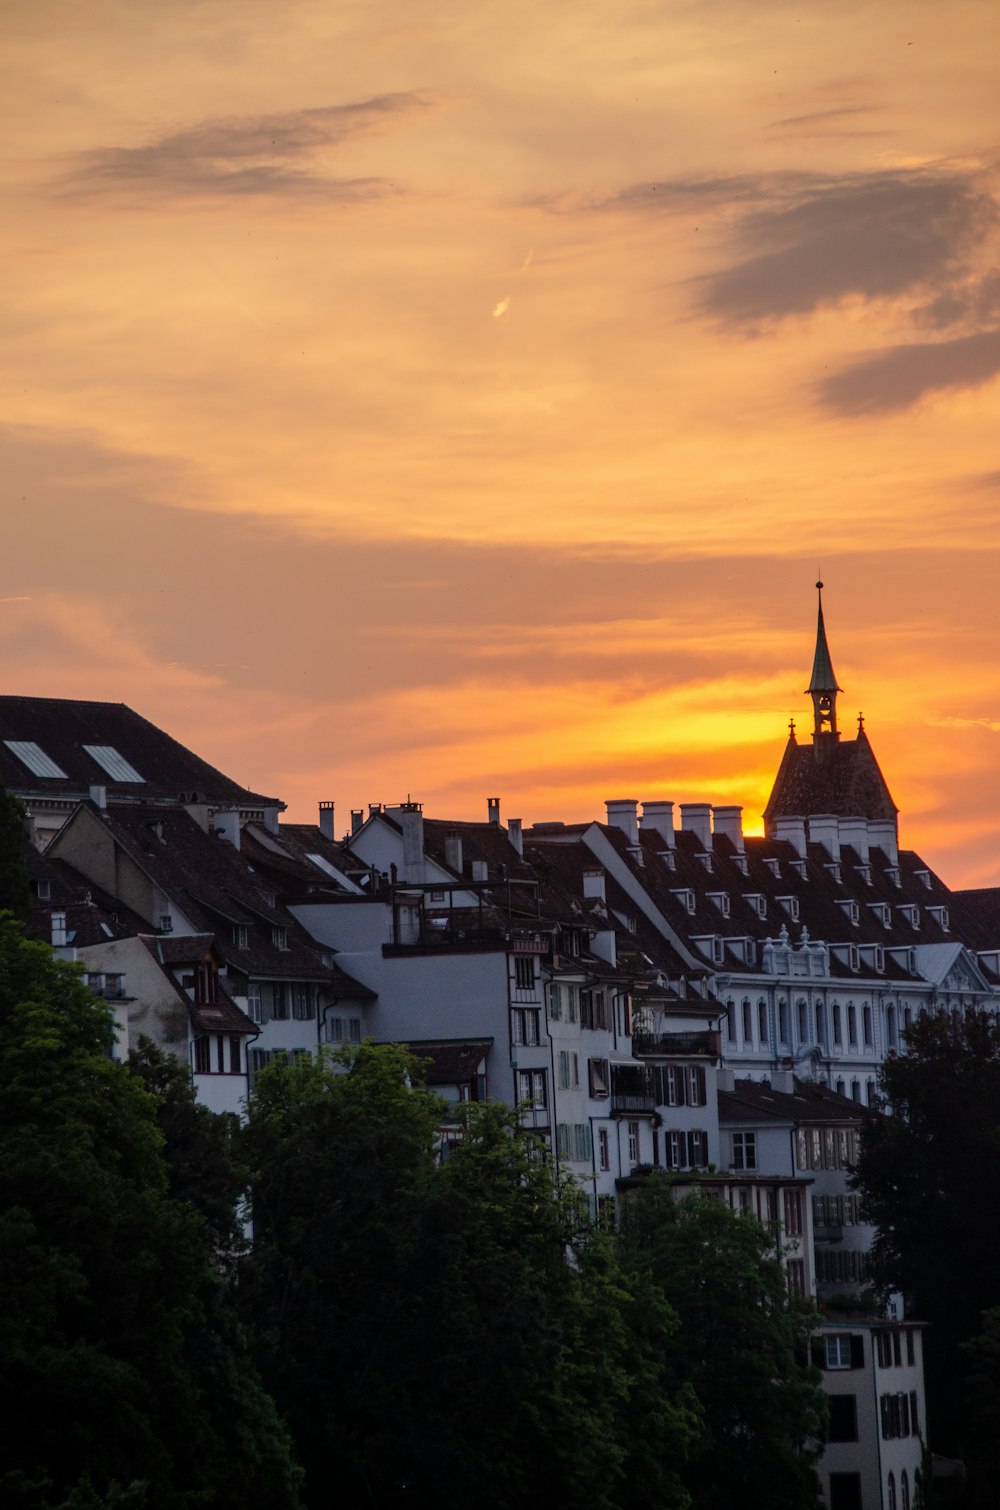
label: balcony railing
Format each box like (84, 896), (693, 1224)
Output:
(611, 1064), (656, 1115)
(632, 1029), (722, 1060)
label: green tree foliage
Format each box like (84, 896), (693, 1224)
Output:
(617, 1178), (827, 1510)
(0, 916), (300, 1510)
(0, 779), (31, 919)
(244, 1049), (698, 1510)
(854, 1008), (1000, 1454)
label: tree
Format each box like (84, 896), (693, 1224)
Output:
(617, 1178), (826, 1510)
(0, 779), (31, 919)
(854, 1008), (1000, 1455)
(0, 915), (300, 1510)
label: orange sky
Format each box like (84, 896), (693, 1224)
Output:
(3, 1), (1000, 886)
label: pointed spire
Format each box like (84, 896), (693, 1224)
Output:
(806, 579), (842, 744)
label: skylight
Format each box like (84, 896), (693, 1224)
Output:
(307, 852), (345, 881)
(83, 745), (145, 783)
(3, 740), (68, 779)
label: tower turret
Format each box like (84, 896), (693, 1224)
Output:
(807, 579), (842, 747)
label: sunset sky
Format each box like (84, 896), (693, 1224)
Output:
(4, 1), (1000, 886)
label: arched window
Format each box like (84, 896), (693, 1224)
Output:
(901, 1470), (910, 1510)
(835, 1078), (846, 1097)
(848, 1003), (858, 1046)
(742, 998), (753, 1045)
(903, 1005), (913, 1031)
(832, 1000), (843, 1045)
(888, 1472), (897, 1510)
(866, 1080), (876, 1107)
(757, 999), (768, 1044)
(815, 1001), (826, 1043)
(851, 1079), (862, 1103)
(863, 1003), (873, 1047)
(779, 998), (790, 1043)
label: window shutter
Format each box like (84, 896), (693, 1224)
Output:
(694, 1065), (706, 1105)
(811, 1339), (825, 1369)
(850, 1335), (865, 1369)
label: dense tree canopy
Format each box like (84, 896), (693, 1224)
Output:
(855, 1007), (1000, 1459)
(0, 915), (300, 1510)
(0, 781), (30, 919)
(617, 1178), (827, 1510)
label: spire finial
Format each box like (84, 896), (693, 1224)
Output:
(788, 717), (796, 739)
(858, 711), (865, 732)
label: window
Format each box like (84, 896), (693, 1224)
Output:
(660, 1064), (684, 1106)
(686, 1129), (708, 1166)
(731, 1132), (757, 1170)
(245, 981), (262, 1023)
(272, 925), (289, 950)
(687, 1065), (706, 1105)
(517, 1069), (547, 1108)
(558, 1050), (580, 1089)
(779, 999), (790, 1043)
(548, 983), (562, 1019)
(598, 1126), (610, 1171)
(828, 1394), (858, 1443)
(566, 987), (578, 1023)
(588, 1058), (610, 1098)
(863, 1004), (873, 1047)
(512, 1008), (540, 1046)
(627, 1120), (640, 1165)
(798, 999), (809, 1043)
(193, 1036), (211, 1074)
(901, 1472), (910, 1510)
(291, 984), (314, 1020)
(828, 1474), (862, 1510)
(514, 956), (535, 991)
(556, 1123), (570, 1157)
(847, 1004), (857, 1046)
(825, 1334), (853, 1370)
(741, 998), (753, 1044)
(725, 1000), (736, 1043)
(757, 1000), (768, 1043)
(228, 1036), (241, 1073)
(271, 983), (289, 1020)
(233, 923), (249, 949)
(779, 895), (800, 921)
(327, 1016), (362, 1044)
(888, 1474), (897, 1510)
(816, 1002), (827, 1043)
(887, 1004), (898, 1050)
(786, 1258), (805, 1298)
(783, 1188), (802, 1237)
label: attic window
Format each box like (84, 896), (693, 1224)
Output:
(778, 895), (799, 921)
(708, 891), (731, 917)
(746, 893), (767, 920)
(886, 866), (901, 888)
(899, 904), (920, 929)
(825, 862), (842, 884)
(671, 889), (696, 915)
(35, 879), (52, 901)
(698, 852), (714, 874)
(790, 859), (807, 878)
(764, 858), (780, 878)
(837, 898), (860, 925)
(915, 868), (932, 889)
(855, 865), (872, 885)
(83, 745), (145, 783)
(928, 905), (950, 932)
(3, 740), (68, 779)
(869, 901), (891, 927)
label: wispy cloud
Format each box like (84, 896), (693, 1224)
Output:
(61, 94), (429, 202)
(699, 170), (996, 327)
(819, 327), (1000, 415)
(766, 105), (890, 139)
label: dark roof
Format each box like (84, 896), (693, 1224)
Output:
(422, 818), (535, 882)
(718, 1075), (874, 1127)
(764, 729), (897, 823)
(404, 1039), (493, 1084)
(0, 696), (280, 810)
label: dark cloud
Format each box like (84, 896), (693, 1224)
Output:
(818, 328), (1000, 415)
(62, 94), (428, 201)
(914, 271), (1000, 331)
(541, 171), (816, 217)
(699, 171), (996, 326)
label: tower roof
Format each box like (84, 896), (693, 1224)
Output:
(807, 580), (842, 695)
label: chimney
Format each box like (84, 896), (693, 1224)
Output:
(640, 800), (675, 847)
(869, 818), (899, 866)
(839, 816), (870, 865)
(712, 805), (744, 854)
(50, 911), (67, 948)
(487, 796), (501, 825)
(582, 869), (606, 902)
(214, 809), (241, 851)
(351, 808), (365, 835)
(471, 858), (488, 882)
(263, 806), (280, 835)
(89, 784), (107, 810)
(769, 1069), (795, 1094)
(369, 803), (383, 818)
(319, 801), (336, 841)
(507, 818), (523, 857)
(606, 799), (639, 847)
(679, 802), (713, 850)
(809, 813), (840, 860)
(400, 802), (425, 883)
(444, 832), (464, 875)
(773, 815), (807, 858)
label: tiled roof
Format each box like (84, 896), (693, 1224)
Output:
(403, 1039), (493, 1084)
(718, 1076), (872, 1127)
(763, 730), (897, 823)
(0, 696), (280, 809)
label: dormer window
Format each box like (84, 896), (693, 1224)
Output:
(734, 854), (749, 876)
(855, 865), (872, 885)
(915, 868), (932, 890)
(928, 905), (950, 932)
(746, 893), (767, 920)
(899, 904), (920, 929)
(886, 866), (901, 888)
(708, 891), (730, 917)
(850, 944), (860, 971)
(672, 889), (696, 915)
(699, 852), (714, 874)
(659, 850), (676, 871)
(837, 898), (860, 925)
(875, 946), (885, 973)
(233, 923), (248, 948)
(272, 925), (289, 950)
(777, 895), (799, 921)
(869, 901), (891, 927)
(35, 879), (52, 901)
(764, 858), (781, 878)
(790, 859), (807, 878)
(825, 862), (841, 884)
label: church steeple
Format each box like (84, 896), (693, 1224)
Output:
(807, 579), (842, 744)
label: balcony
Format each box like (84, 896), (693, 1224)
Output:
(814, 1225), (844, 1244)
(632, 1029), (722, 1060)
(611, 1063), (656, 1116)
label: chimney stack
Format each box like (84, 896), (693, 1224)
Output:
(350, 809), (365, 836)
(582, 869), (606, 902)
(487, 796), (501, 826)
(712, 806), (744, 854)
(319, 801), (336, 841)
(444, 832), (464, 875)
(809, 813), (840, 860)
(640, 800), (675, 847)
(400, 802), (425, 883)
(773, 815), (807, 858)
(507, 818), (523, 857)
(839, 816), (870, 865)
(606, 799), (639, 847)
(263, 806), (280, 835)
(89, 784), (107, 811)
(214, 809), (241, 851)
(679, 803), (713, 850)
(471, 858), (488, 882)
(869, 818), (899, 866)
